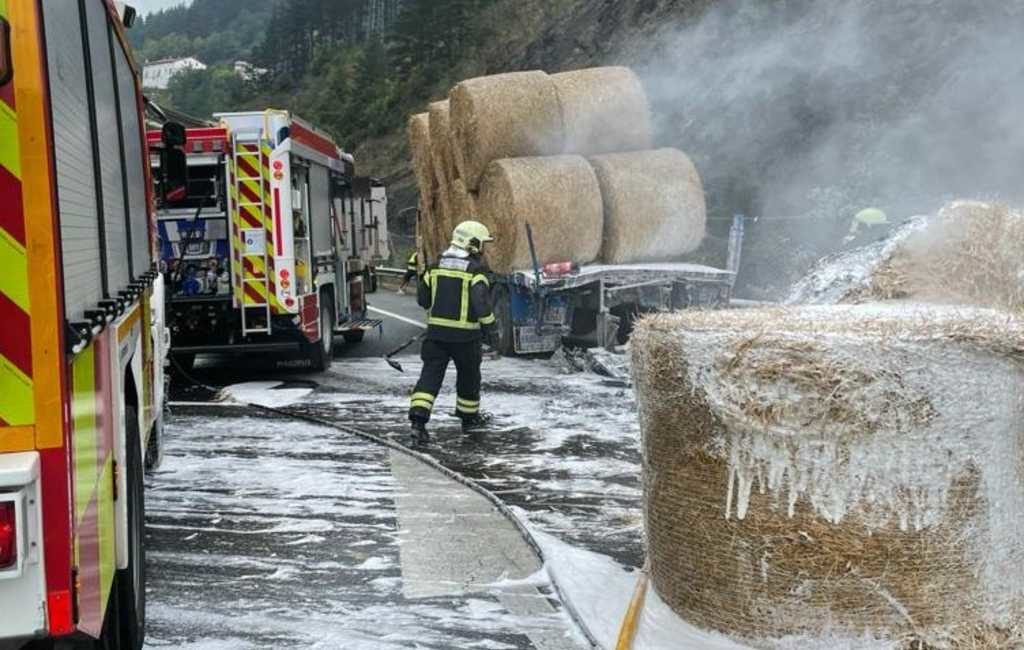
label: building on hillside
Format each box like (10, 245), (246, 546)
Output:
(142, 56), (207, 89)
(233, 60), (268, 82)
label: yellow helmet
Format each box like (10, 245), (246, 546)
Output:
(451, 220), (494, 253)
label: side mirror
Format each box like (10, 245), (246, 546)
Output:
(161, 148), (188, 204)
(0, 17), (12, 87)
(162, 122), (186, 148)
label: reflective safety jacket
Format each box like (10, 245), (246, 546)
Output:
(406, 251), (418, 272)
(418, 247), (496, 342)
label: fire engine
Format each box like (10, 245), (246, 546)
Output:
(1, 1), (162, 648)
(147, 110), (387, 371)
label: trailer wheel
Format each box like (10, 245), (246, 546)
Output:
(492, 284), (515, 357)
(308, 292), (335, 371)
(117, 405), (146, 650)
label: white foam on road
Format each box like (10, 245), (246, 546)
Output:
(221, 380), (313, 407)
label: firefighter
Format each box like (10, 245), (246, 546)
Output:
(408, 220), (498, 444)
(397, 250), (418, 295)
(844, 208), (889, 247)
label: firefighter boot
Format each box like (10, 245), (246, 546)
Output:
(410, 419), (430, 446)
(460, 412), (493, 434)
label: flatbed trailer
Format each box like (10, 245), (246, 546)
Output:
(490, 217), (744, 355)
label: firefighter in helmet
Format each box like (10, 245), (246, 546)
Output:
(844, 208), (889, 247)
(408, 220), (498, 444)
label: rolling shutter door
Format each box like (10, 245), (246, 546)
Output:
(113, 40), (151, 275)
(84, 0), (129, 290)
(309, 164), (331, 255)
(42, 2), (103, 323)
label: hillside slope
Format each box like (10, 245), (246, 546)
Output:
(134, 0), (1024, 295)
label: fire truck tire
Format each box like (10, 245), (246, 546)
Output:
(117, 406), (146, 650)
(492, 284), (515, 357)
(308, 293), (335, 371)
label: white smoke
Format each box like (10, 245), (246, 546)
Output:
(629, 0), (1024, 291)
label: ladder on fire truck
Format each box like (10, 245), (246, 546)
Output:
(232, 130), (273, 336)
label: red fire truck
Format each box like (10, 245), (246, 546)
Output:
(1, 2), (162, 648)
(148, 110), (387, 371)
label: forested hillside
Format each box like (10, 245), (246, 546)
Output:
(132, 0), (1024, 296)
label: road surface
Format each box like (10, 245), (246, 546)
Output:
(148, 288), (643, 648)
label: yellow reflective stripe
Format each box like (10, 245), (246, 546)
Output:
(0, 101), (19, 180)
(0, 356), (33, 425)
(0, 0), (7, 18)
(411, 392), (435, 404)
(471, 274), (489, 287)
(0, 229), (29, 313)
(410, 400), (434, 411)
(457, 398), (479, 406)
(72, 344), (97, 526)
(427, 316), (480, 330)
(479, 313), (496, 325)
(455, 403), (479, 414)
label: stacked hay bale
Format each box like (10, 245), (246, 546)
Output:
(407, 66), (708, 270)
(632, 304), (1024, 648)
(407, 112), (441, 259)
(476, 156), (603, 273)
(589, 149), (706, 264)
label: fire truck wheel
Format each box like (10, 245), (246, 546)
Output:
(308, 292), (335, 371)
(117, 406), (146, 650)
(492, 284), (515, 357)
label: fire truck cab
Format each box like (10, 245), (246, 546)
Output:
(1, 1), (163, 648)
(148, 110), (387, 371)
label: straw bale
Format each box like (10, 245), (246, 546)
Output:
(449, 71), (565, 190)
(857, 201), (1024, 314)
(589, 149), (706, 264)
(429, 100), (458, 186)
(476, 156), (603, 274)
(551, 66), (653, 156)
(790, 202), (1024, 313)
(631, 303), (1024, 648)
(408, 112), (439, 258)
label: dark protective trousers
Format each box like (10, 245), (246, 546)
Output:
(408, 338), (482, 423)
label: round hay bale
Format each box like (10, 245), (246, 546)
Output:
(449, 71), (564, 190)
(551, 66), (653, 156)
(789, 201), (1024, 313)
(631, 304), (1024, 647)
(476, 156), (603, 274)
(589, 149), (706, 264)
(429, 100), (458, 186)
(448, 179), (477, 224)
(408, 112), (439, 257)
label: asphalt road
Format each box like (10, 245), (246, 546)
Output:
(151, 288), (645, 648)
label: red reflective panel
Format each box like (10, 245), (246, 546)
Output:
(0, 500), (15, 569)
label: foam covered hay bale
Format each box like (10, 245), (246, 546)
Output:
(631, 304), (1024, 647)
(789, 202), (1024, 310)
(449, 71), (564, 190)
(589, 149), (706, 264)
(429, 100), (457, 187)
(476, 155), (603, 273)
(551, 66), (653, 156)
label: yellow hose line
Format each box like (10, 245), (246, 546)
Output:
(615, 567), (650, 650)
